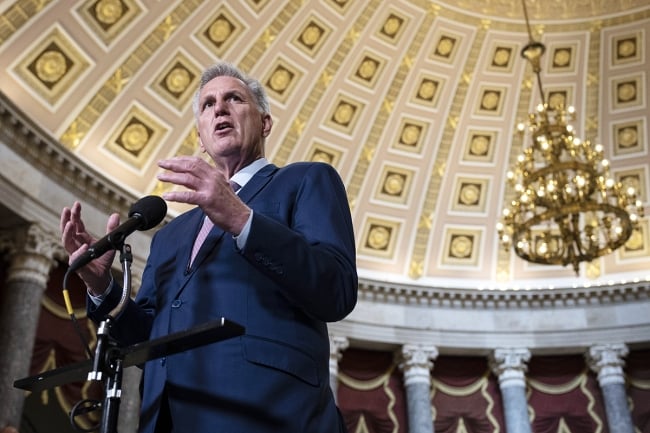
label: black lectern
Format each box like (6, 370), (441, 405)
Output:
(15, 242), (244, 433)
(14, 317), (244, 431)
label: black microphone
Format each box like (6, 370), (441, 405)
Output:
(69, 195), (167, 272)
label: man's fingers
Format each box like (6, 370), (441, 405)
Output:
(158, 156), (207, 173)
(107, 212), (121, 233)
(156, 171), (199, 190)
(161, 190), (199, 205)
(60, 207), (71, 234)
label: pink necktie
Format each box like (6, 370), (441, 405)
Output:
(189, 181), (240, 266)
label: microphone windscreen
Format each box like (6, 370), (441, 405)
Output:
(128, 195), (167, 230)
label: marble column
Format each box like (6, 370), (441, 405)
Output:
(400, 344), (438, 433)
(490, 348), (532, 433)
(0, 224), (60, 430)
(587, 344), (634, 433)
(329, 335), (349, 403)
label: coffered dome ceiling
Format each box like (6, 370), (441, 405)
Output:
(1, 0), (649, 290)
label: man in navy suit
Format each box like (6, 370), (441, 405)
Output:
(60, 62), (358, 432)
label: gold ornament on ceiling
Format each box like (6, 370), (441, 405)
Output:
(360, 217), (400, 259)
(612, 75), (642, 109)
(469, 135), (490, 157)
(400, 124), (421, 147)
(15, 27), (90, 106)
(408, 261), (424, 279)
(553, 48), (571, 67)
(417, 79), (438, 102)
(617, 38), (637, 59)
(381, 14), (403, 39)
(165, 67), (191, 94)
(617, 126), (638, 149)
(264, 60), (302, 103)
(269, 67), (292, 93)
(383, 173), (405, 196)
(459, 183), (481, 206)
(547, 90), (567, 110)
(95, 0), (123, 26)
(197, 8), (242, 55)
(452, 178), (488, 213)
(367, 225), (391, 251)
(442, 229), (481, 266)
(120, 123), (149, 153)
(151, 53), (200, 111)
(492, 48), (511, 67)
(311, 150), (334, 165)
(105, 106), (166, 169)
(434, 36), (456, 59)
(209, 17), (234, 45)
(292, 16), (332, 55)
(480, 90), (500, 111)
(617, 81), (637, 103)
(301, 23), (323, 48)
(333, 103), (354, 125)
(34, 50), (68, 85)
(357, 58), (379, 82)
(80, 0), (141, 44)
(450, 235), (473, 259)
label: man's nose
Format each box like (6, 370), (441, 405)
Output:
(213, 98), (229, 115)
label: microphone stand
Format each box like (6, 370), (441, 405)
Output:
(87, 243), (133, 433)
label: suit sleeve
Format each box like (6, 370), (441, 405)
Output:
(241, 163), (358, 322)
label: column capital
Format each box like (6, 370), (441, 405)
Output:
(329, 335), (350, 360)
(490, 348), (531, 389)
(587, 343), (629, 386)
(329, 335), (349, 377)
(0, 224), (63, 286)
(399, 344), (438, 386)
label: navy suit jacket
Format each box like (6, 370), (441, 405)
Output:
(88, 162), (358, 432)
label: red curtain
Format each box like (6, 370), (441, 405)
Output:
(627, 349), (650, 433)
(338, 348), (408, 433)
(527, 355), (608, 433)
(338, 349), (650, 433)
(432, 356), (505, 433)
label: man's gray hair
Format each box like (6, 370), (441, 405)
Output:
(191, 62), (270, 118)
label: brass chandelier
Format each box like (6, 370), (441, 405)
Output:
(496, 0), (644, 275)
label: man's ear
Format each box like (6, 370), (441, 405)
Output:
(198, 132), (206, 152)
(261, 113), (273, 137)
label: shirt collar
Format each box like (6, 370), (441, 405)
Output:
(230, 157), (269, 189)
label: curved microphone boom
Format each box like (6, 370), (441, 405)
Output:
(69, 195), (167, 272)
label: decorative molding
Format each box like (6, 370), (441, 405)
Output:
(358, 277), (650, 310)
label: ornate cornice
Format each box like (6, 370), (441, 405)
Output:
(358, 277), (650, 310)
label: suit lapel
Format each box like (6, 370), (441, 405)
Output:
(192, 164), (277, 266)
(174, 164), (279, 297)
(237, 163), (277, 204)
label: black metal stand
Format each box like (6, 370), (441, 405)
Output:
(82, 243), (133, 432)
(15, 243), (245, 432)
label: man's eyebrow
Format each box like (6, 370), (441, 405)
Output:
(199, 94), (215, 106)
(224, 89), (246, 98)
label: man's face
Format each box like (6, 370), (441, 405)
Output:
(196, 75), (271, 165)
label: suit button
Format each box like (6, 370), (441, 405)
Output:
(160, 357), (166, 366)
(171, 299), (182, 308)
